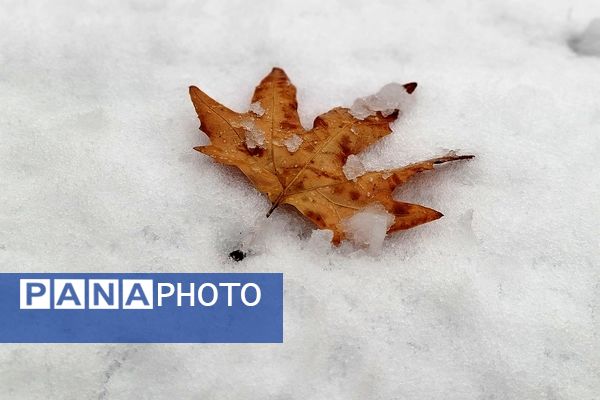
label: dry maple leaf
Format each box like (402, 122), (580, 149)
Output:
(189, 67), (473, 245)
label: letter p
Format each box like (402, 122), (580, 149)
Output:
(20, 279), (51, 309)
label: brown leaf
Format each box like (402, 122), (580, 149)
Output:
(189, 68), (473, 244)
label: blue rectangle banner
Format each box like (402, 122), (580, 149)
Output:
(0, 273), (283, 343)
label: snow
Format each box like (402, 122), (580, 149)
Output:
(570, 18), (600, 55)
(238, 119), (265, 149)
(342, 154), (366, 180)
(283, 134), (303, 152)
(1, 0), (600, 399)
(341, 204), (395, 255)
(350, 82), (415, 119)
(248, 101), (265, 116)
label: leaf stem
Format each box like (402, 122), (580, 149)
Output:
(266, 194), (283, 217)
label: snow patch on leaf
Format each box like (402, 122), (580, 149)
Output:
(341, 203), (395, 255)
(342, 154), (366, 180)
(248, 101), (265, 116)
(283, 134), (303, 153)
(240, 119), (265, 149)
(350, 82), (415, 119)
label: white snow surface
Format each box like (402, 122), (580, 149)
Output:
(570, 18), (600, 55)
(1, 1), (600, 399)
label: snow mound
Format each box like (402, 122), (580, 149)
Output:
(342, 154), (365, 180)
(341, 203), (395, 255)
(350, 82), (415, 119)
(570, 18), (600, 56)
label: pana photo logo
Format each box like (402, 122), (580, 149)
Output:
(0, 273), (283, 343)
(20, 278), (262, 309)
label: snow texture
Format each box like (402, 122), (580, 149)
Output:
(341, 203), (395, 255)
(350, 82), (415, 119)
(248, 101), (265, 116)
(283, 134), (303, 153)
(1, 1), (600, 399)
(239, 119), (265, 149)
(342, 154), (366, 180)
(570, 18), (600, 55)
